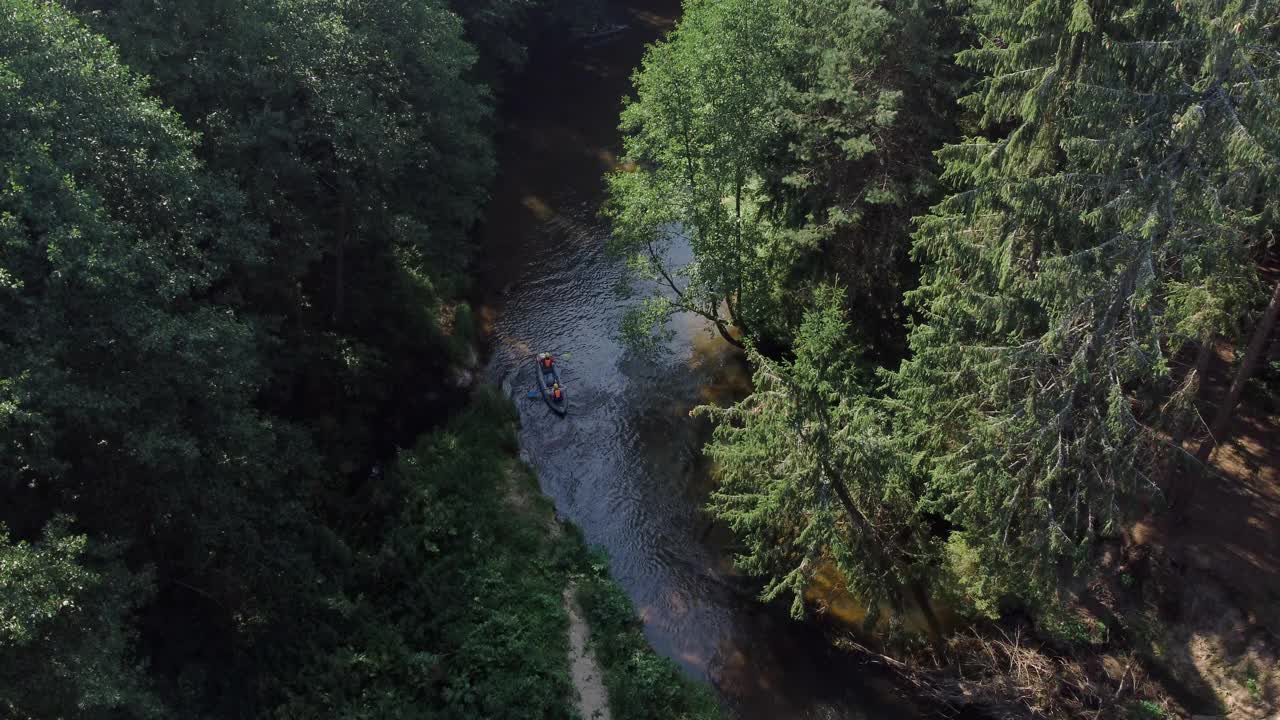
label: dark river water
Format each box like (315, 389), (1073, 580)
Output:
(476, 3), (920, 718)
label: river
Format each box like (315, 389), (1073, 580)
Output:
(475, 2), (919, 718)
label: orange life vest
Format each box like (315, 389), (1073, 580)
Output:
(542, 356), (554, 369)
(553, 386), (563, 401)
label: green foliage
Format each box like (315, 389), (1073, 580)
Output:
(62, 0), (495, 475)
(606, 0), (794, 347)
(939, 532), (1011, 620)
(278, 389), (722, 720)
(1125, 609), (1163, 652)
(761, 0), (963, 357)
(697, 286), (925, 620)
(65, 0), (493, 279)
(0, 0), (276, 517)
(618, 295), (679, 357)
(1, 0), (717, 715)
(448, 0), (536, 79)
(274, 388), (578, 719)
(0, 4), (397, 712)
(2, 0), (722, 717)
(1036, 605), (1107, 649)
(16, 0), (1280, 713)
(608, 0), (962, 354)
(1240, 659), (1263, 700)
(0, 0), (338, 665)
(1127, 699), (1168, 719)
(577, 556), (722, 720)
(896, 0), (1280, 603)
(1, 0), (544, 715)
(0, 518), (160, 719)
(677, 0), (1279, 638)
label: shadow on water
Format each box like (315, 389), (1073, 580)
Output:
(476, 2), (921, 717)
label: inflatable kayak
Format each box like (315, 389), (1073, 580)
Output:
(535, 356), (567, 416)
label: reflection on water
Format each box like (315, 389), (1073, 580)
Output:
(476, 2), (920, 718)
(806, 565), (879, 630)
(805, 565), (959, 638)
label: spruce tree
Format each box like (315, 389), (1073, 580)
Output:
(698, 287), (940, 639)
(898, 0), (1279, 602)
(762, 0), (962, 356)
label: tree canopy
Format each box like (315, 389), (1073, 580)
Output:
(608, 0), (961, 356)
(5, 0), (1280, 714)
(898, 0), (1278, 602)
(0, 0), (600, 716)
(612, 0), (1280, 627)
(62, 0), (497, 474)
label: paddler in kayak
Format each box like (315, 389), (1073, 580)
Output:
(552, 383), (563, 402)
(540, 353), (555, 370)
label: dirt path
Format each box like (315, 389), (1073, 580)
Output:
(564, 585), (612, 720)
(501, 465), (613, 719)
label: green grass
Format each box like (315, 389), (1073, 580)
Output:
(273, 387), (578, 718)
(1123, 609), (1168, 660)
(576, 552), (722, 720)
(1243, 660), (1263, 700)
(290, 385), (722, 719)
(1037, 606), (1108, 648)
(1127, 699), (1168, 719)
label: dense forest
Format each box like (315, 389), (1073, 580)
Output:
(610, 0), (1279, 715)
(4, 0), (1279, 718)
(0, 1), (718, 718)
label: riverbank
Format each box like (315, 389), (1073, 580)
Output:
(794, 355), (1280, 719)
(469, 0), (927, 715)
(849, 547), (1280, 719)
(395, 385), (721, 719)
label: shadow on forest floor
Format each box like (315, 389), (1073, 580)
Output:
(1132, 279), (1280, 718)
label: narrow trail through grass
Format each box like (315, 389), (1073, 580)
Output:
(565, 585), (613, 720)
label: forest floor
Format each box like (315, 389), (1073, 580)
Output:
(1164, 342), (1280, 630)
(987, 332), (1280, 720)
(1131, 334), (1280, 718)
(861, 335), (1280, 719)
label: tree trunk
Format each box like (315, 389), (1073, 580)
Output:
(813, 412), (946, 653)
(1193, 337), (1216, 397)
(734, 171), (744, 330)
(1196, 278), (1280, 462)
(1164, 338), (1215, 508)
(908, 579), (947, 654)
(713, 320), (745, 349)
